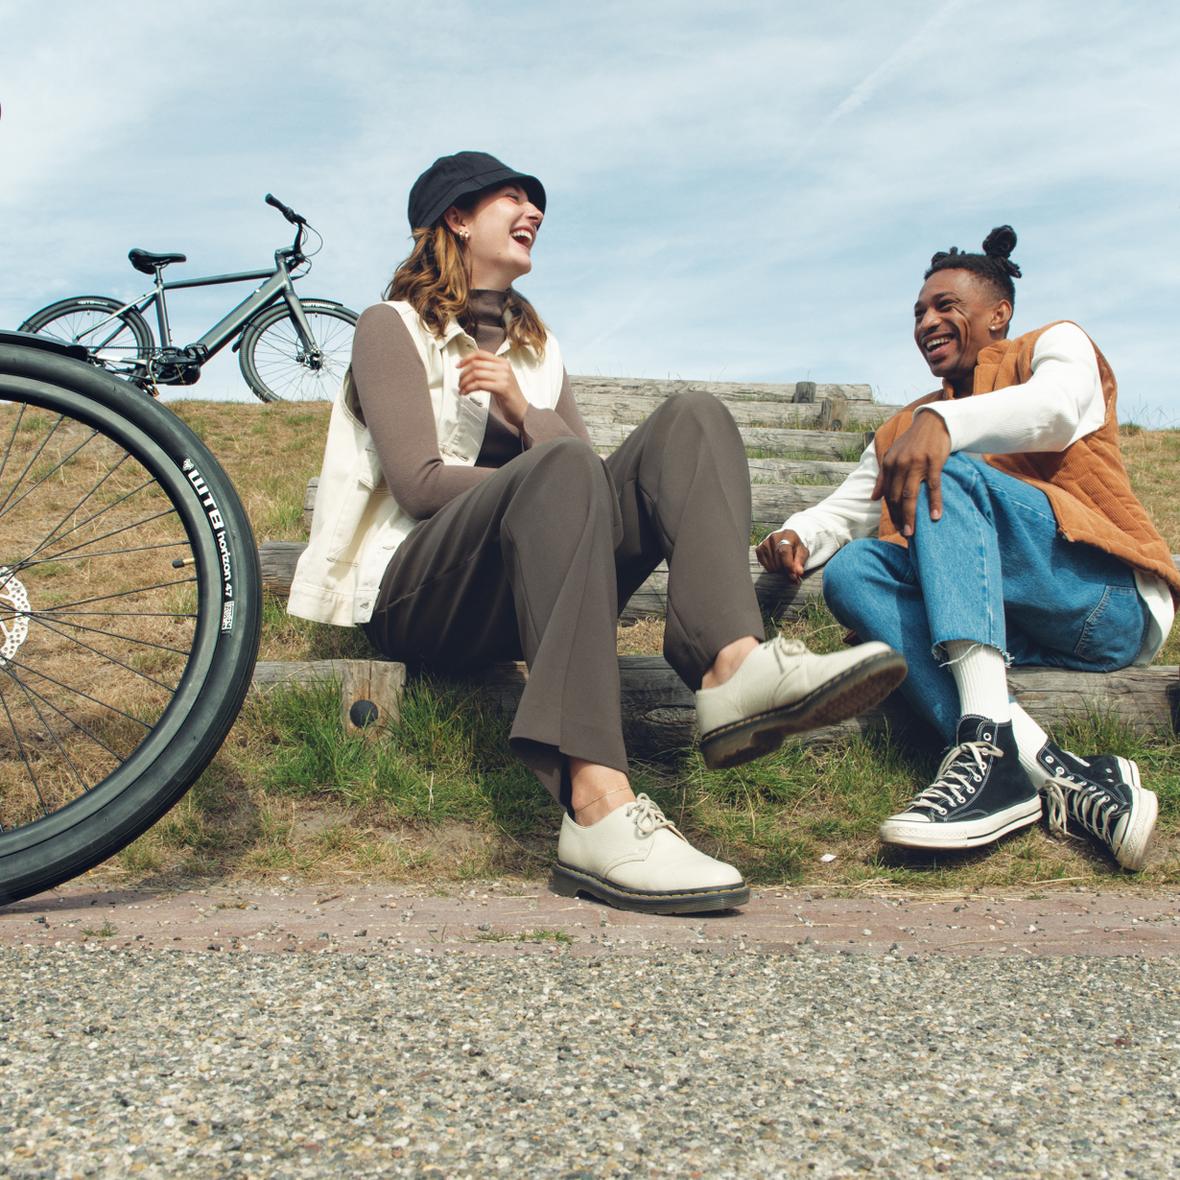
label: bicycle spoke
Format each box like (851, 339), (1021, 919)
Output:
(4, 656), (153, 731)
(13, 538), (189, 571)
(0, 413), (74, 519)
(0, 681), (48, 819)
(0, 401), (29, 492)
(12, 445), (138, 562)
(9, 502), (180, 575)
(3, 669), (91, 804)
(20, 612), (180, 693)
(32, 573), (198, 617)
(21, 612), (191, 657)
(1, 661), (131, 765)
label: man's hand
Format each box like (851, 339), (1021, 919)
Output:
(457, 351), (528, 429)
(871, 410), (951, 537)
(756, 529), (809, 582)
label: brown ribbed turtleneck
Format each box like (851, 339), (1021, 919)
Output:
(351, 291), (590, 520)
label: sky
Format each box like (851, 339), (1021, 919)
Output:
(2, 0), (1178, 424)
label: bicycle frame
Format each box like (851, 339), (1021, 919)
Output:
(102, 248), (319, 364)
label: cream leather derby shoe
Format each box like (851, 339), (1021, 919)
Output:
(695, 637), (906, 770)
(552, 794), (749, 914)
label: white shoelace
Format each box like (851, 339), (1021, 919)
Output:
(1042, 770), (1120, 843)
(767, 637), (808, 668)
(905, 740), (1001, 817)
(626, 794), (679, 838)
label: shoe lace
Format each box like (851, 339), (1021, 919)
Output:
(625, 793), (678, 838)
(906, 740), (1000, 817)
(767, 637), (808, 670)
(1042, 769), (1122, 844)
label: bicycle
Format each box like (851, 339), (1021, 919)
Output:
(0, 329), (261, 905)
(19, 194), (358, 403)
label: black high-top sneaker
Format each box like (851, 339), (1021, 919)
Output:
(879, 715), (1041, 850)
(1036, 743), (1157, 871)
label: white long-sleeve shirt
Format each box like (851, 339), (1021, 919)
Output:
(778, 322), (1174, 663)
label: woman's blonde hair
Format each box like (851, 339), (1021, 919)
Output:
(383, 200), (547, 355)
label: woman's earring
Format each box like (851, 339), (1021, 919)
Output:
(458, 227), (470, 242)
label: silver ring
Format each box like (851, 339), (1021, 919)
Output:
(776, 540), (792, 549)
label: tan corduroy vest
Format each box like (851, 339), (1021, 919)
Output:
(873, 322), (1180, 602)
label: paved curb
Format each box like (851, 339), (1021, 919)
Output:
(3, 880), (1178, 957)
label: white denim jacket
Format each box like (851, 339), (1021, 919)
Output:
(287, 300), (565, 626)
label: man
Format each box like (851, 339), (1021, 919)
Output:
(757, 226), (1177, 868)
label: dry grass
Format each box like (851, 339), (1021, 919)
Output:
(1121, 427), (1180, 549)
(169, 401), (329, 542)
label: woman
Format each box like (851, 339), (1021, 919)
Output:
(289, 151), (905, 913)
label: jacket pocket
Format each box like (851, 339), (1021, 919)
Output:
(322, 446), (385, 561)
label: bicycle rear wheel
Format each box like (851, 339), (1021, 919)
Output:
(20, 296), (154, 382)
(238, 298), (357, 402)
(0, 341), (261, 905)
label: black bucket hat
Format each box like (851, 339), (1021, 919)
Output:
(407, 150), (546, 230)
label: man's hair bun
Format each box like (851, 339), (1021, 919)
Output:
(982, 226), (1021, 278)
(982, 225), (1016, 259)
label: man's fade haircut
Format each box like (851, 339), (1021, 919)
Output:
(924, 225), (1022, 305)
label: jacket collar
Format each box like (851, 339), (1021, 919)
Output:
(438, 317), (512, 357)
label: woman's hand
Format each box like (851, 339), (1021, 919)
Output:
(871, 410), (951, 537)
(457, 350), (528, 429)
(756, 529), (809, 581)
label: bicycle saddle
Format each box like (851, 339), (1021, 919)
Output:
(129, 248), (187, 275)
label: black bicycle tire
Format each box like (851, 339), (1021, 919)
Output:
(238, 298), (358, 403)
(20, 296), (154, 380)
(0, 344), (261, 905)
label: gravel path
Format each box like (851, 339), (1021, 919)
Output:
(1, 885), (1179, 1177)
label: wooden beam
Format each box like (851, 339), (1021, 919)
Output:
(249, 656), (1180, 748)
(574, 393), (895, 431)
(260, 540), (1180, 626)
(591, 423), (871, 458)
(299, 478), (839, 532)
(250, 657), (408, 736)
(260, 540), (827, 619)
(569, 376), (877, 403)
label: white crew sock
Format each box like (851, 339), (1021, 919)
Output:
(943, 641), (1011, 724)
(1010, 702), (1053, 785)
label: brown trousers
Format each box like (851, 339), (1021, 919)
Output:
(363, 392), (764, 807)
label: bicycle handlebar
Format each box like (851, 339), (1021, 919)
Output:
(264, 192), (306, 226)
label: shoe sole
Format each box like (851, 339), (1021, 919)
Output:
(879, 796), (1042, 851)
(699, 649), (908, 770)
(550, 863), (750, 915)
(1111, 759), (1157, 871)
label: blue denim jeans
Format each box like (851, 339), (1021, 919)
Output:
(822, 454), (1148, 741)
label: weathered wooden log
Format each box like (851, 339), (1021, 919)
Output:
(747, 457), (857, 483)
(574, 393), (895, 430)
(590, 423), (870, 458)
(261, 538), (1180, 627)
(249, 657), (1180, 750)
(261, 540), (826, 619)
(569, 376), (876, 403)
(259, 540), (308, 597)
(299, 478), (838, 531)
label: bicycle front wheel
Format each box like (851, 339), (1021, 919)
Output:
(20, 296), (154, 382)
(0, 341), (261, 905)
(238, 298), (357, 402)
